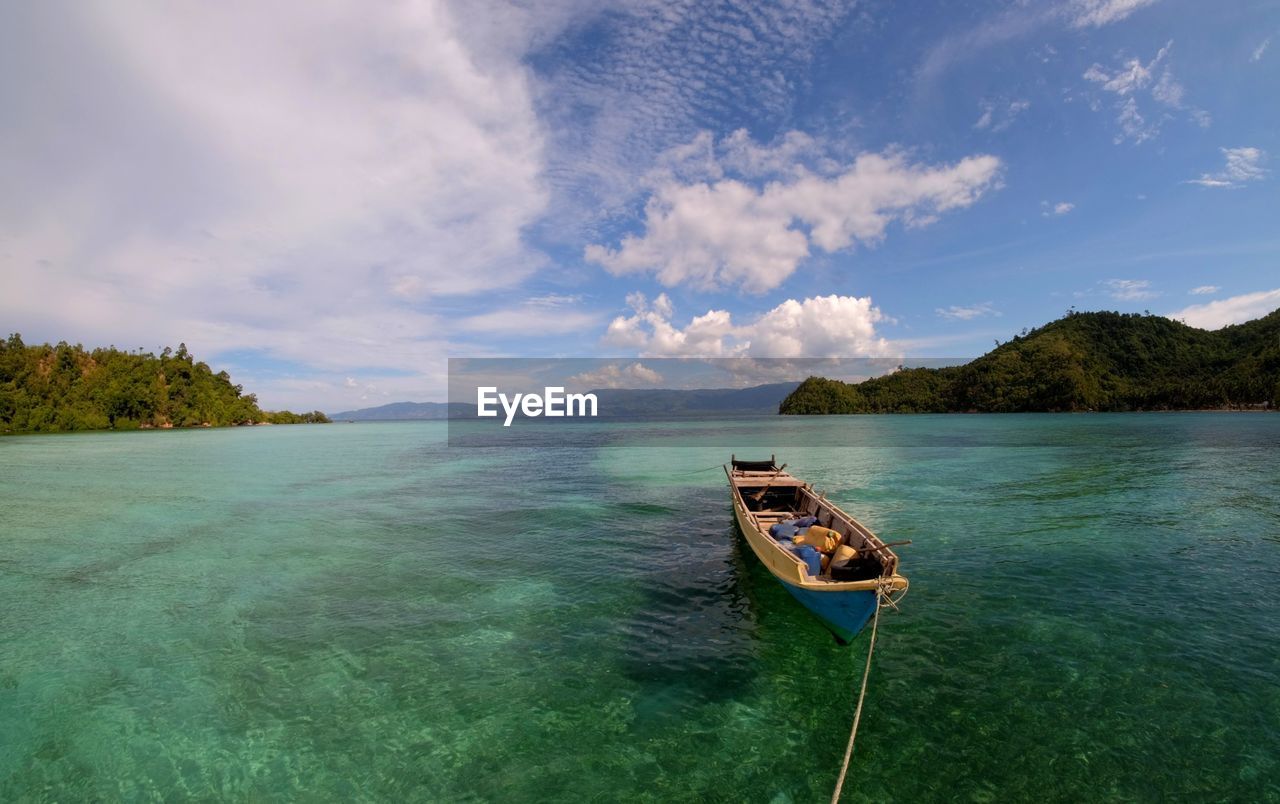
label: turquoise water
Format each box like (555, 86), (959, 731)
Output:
(2, 416), (1278, 801)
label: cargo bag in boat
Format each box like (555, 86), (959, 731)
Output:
(769, 522), (799, 540)
(828, 555), (882, 582)
(792, 545), (823, 576)
(794, 525), (841, 554)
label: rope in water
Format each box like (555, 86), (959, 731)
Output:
(830, 590), (883, 804)
(676, 463), (729, 476)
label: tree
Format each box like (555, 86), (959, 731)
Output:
(0, 336), (331, 433)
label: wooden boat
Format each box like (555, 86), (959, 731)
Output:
(726, 456), (908, 643)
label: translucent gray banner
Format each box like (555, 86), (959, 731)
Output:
(447, 357), (971, 448)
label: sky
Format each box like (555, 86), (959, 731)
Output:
(2, 0), (1277, 410)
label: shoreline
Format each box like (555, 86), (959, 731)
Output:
(1, 421), (332, 437)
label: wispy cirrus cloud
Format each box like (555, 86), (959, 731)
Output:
(1102, 278), (1159, 301)
(1082, 41), (1209, 144)
(1186, 147), (1269, 188)
(915, 0), (1161, 89)
(1042, 201), (1075, 217)
(1189, 285), (1220, 295)
(455, 303), (603, 335)
(936, 302), (1000, 321)
(1251, 35), (1272, 63)
(586, 131), (1002, 293)
(974, 98), (1031, 132)
(1068, 0), (1160, 29)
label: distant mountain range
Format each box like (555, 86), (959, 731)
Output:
(780, 309), (1280, 414)
(330, 382), (801, 421)
(589, 382), (800, 418)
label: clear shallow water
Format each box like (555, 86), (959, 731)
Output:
(1, 415), (1278, 802)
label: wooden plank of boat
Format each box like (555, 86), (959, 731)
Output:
(725, 457), (908, 643)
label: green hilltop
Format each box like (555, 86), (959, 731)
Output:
(779, 309), (1280, 414)
(0, 335), (329, 434)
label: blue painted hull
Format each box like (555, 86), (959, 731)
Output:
(780, 583), (878, 644)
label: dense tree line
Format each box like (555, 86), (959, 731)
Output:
(780, 309), (1280, 414)
(0, 335), (330, 433)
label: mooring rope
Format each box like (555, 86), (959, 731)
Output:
(830, 589), (883, 804)
(676, 463), (728, 476)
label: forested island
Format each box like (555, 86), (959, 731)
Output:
(0, 335), (329, 434)
(780, 309), (1280, 414)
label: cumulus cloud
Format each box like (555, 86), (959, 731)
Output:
(567, 362), (663, 389)
(1042, 201), (1075, 216)
(1082, 41), (1207, 143)
(1102, 279), (1159, 301)
(936, 302), (1000, 321)
(1189, 286), (1220, 296)
(0, 1), (554, 409)
(1186, 147), (1269, 188)
(586, 132), (1002, 293)
(602, 293), (892, 357)
(1168, 289), (1280, 329)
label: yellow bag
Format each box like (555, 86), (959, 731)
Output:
(795, 525), (842, 554)
(832, 544), (858, 564)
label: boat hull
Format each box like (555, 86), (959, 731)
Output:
(780, 584), (878, 645)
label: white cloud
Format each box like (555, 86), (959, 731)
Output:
(1252, 36), (1272, 63)
(915, 6), (1058, 89)
(1042, 201), (1075, 216)
(0, 1), (559, 410)
(936, 302), (1000, 321)
(453, 292), (597, 336)
(718, 129), (830, 179)
(567, 362), (663, 389)
(586, 133), (1002, 293)
(603, 293), (738, 356)
(1186, 147), (1269, 188)
(535, 2), (862, 239)
(1189, 285), (1220, 296)
(974, 99), (1030, 132)
(1168, 289), (1280, 329)
(914, 1), (1157, 97)
(1083, 50), (1160, 96)
(1151, 69), (1185, 107)
(1069, 0), (1159, 28)
(454, 305), (602, 335)
(524, 293), (586, 307)
(1103, 279), (1159, 301)
(1083, 41), (1207, 144)
(602, 293), (892, 357)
